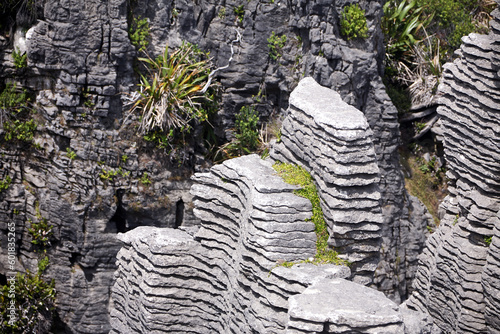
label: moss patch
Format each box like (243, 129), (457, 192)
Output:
(272, 161), (349, 267)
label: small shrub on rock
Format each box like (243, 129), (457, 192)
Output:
(340, 4), (368, 40)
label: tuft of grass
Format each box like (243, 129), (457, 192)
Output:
(130, 42), (218, 163)
(272, 162), (349, 268)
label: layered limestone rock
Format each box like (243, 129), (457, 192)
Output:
(406, 9), (500, 333)
(271, 77), (383, 285)
(110, 154), (408, 333)
(138, 0), (431, 302)
(110, 155), (346, 332)
(0, 0), (429, 332)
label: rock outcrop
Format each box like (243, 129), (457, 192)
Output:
(0, 0), (430, 331)
(109, 152), (406, 333)
(406, 9), (500, 333)
(271, 77), (383, 285)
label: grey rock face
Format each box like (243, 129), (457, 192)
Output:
(288, 279), (404, 334)
(0, 0), (429, 331)
(406, 10), (500, 333)
(110, 154), (350, 333)
(110, 80), (432, 334)
(271, 77), (383, 285)
(0, 1), (197, 333)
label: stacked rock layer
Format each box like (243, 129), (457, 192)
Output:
(272, 77), (383, 285)
(110, 154), (407, 333)
(406, 10), (500, 333)
(111, 154), (316, 332)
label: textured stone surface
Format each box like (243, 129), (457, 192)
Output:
(406, 9), (500, 334)
(0, 0), (430, 331)
(271, 77), (383, 285)
(109, 82), (432, 334)
(288, 279), (404, 333)
(110, 155), (356, 333)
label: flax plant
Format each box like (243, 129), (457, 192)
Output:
(131, 42), (214, 142)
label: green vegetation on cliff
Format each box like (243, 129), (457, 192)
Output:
(272, 161), (349, 267)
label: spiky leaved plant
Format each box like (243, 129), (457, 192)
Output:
(129, 42), (219, 162)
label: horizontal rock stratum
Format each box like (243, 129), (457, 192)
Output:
(406, 9), (500, 334)
(109, 78), (417, 333)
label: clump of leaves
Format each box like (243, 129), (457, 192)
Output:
(66, 148), (77, 160)
(267, 31), (287, 61)
(129, 16), (150, 52)
(216, 105), (261, 160)
(3, 119), (37, 143)
(130, 42), (218, 162)
(140, 172), (151, 186)
(12, 48), (27, 69)
(0, 271), (56, 333)
(340, 4), (369, 40)
(0, 83), (30, 114)
(272, 162), (349, 267)
(1, 83), (36, 145)
(234, 5), (244, 24)
(0, 175), (12, 193)
(28, 218), (53, 249)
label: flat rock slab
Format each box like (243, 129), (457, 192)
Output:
(272, 263), (351, 286)
(288, 278), (403, 330)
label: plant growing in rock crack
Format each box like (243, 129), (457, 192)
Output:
(267, 31), (287, 61)
(28, 218), (53, 250)
(0, 83), (37, 145)
(340, 3), (368, 40)
(129, 16), (150, 52)
(140, 172), (151, 186)
(128, 41), (219, 163)
(0, 175), (12, 193)
(12, 48), (27, 69)
(218, 7), (226, 19)
(99, 167), (129, 182)
(233, 5), (244, 24)
(66, 148), (77, 160)
(1, 214), (56, 333)
(216, 104), (260, 160)
(271, 162), (350, 270)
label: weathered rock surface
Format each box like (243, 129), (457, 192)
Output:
(110, 80), (434, 333)
(271, 77), (383, 285)
(288, 279), (404, 334)
(110, 155), (355, 333)
(406, 9), (500, 333)
(0, 0), (430, 332)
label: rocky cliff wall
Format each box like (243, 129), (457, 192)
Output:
(406, 9), (500, 333)
(271, 77), (383, 285)
(0, 0), (429, 332)
(110, 135), (411, 334)
(109, 77), (438, 333)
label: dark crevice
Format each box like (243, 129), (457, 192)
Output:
(175, 199), (184, 228)
(107, 189), (127, 233)
(69, 252), (79, 265)
(82, 266), (96, 282)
